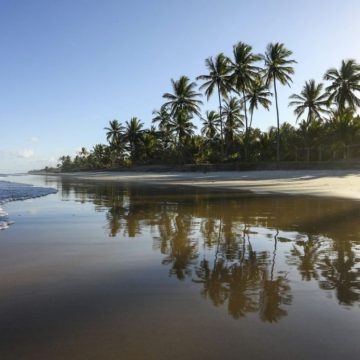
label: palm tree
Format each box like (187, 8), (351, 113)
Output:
(95, 144), (112, 168)
(324, 59), (360, 111)
(79, 147), (88, 158)
(197, 53), (231, 147)
(258, 128), (277, 161)
(162, 76), (202, 117)
(142, 126), (160, 163)
(327, 108), (359, 146)
(93, 143), (105, 156)
(229, 42), (261, 159)
(289, 79), (329, 126)
(152, 107), (171, 131)
(170, 110), (197, 146)
(152, 107), (173, 155)
(223, 97), (244, 149)
(263, 42), (296, 161)
(104, 119), (124, 146)
(125, 117), (144, 161)
(244, 75), (272, 129)
(201, 110), (220, 140)
(289, 82), (329, 158)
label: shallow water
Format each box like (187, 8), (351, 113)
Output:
(1, 175), (360, 359)
(0, 178), (57, 229)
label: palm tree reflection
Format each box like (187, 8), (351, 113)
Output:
(54, 179), (360, 320)
(161, 212), (198, 280)
(194, 228), (292, 322)
(258, 230), (292, 322)
(318, 239), (360, 305)
(288, 235), (323, 281)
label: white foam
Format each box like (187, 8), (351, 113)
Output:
(0, 222), (9, 230)
(0, 180), (57, 230)
(0, 208), (8, 217)
(0, 180), (57, 204)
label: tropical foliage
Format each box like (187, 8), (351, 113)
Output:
(55, 41), (360, 171)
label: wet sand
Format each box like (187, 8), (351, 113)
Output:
(54, 169), (360, 200)
(1, 176), (360, 359)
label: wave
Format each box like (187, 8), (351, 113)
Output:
(0, 181), (58, 230)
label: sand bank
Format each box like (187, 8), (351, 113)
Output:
(52, 169), (360, 200)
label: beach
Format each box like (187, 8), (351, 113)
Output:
(1, 174), (360, 359)
(51, 169), (360, 200)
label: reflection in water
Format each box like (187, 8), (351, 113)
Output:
(46, 177), (360, 320)
(288, 235), (323, 281)
(319, 238), (360, 306)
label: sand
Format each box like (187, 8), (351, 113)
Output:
(53, 169), (360, 200)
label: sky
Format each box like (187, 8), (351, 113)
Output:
(1, 0), (360, 172)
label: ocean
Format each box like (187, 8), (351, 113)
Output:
(0, 178), (57, 229)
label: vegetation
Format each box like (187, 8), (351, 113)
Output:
(262, 43), (296, 161)
(55, 41), (360, 172)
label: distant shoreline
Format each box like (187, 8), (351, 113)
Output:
(32, 169), (360, 200)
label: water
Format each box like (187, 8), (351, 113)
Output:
(0, 179), (57, 229)
(1, 175), (360, 359)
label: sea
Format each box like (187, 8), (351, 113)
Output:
(0, 175), (57, 229)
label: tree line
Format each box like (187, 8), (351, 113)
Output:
(57, 41), (360, 171)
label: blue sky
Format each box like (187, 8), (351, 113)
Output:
(1, 0), (360, 172)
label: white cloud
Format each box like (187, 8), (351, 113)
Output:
(17, 149), (34, 158)
(29, 137), (39, 144)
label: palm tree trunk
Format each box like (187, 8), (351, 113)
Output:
(177, 133), (182, 164)
(249, 109), (254, 129)
(273, 76), (280, 162)
(242, 86), (249, 161)
(217, 83), (224, 159)
(213, 219), (222, 268)
(271, 229), (279, 281)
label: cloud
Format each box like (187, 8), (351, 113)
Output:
(17, 149), (34, 158)
(29, 137), (39, 144)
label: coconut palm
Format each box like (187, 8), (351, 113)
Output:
(258, 128), (277, 161)
(92, 144), (106, 163)
(152, 107), (171, 131)
(141, 126), (160, 162)
(92, 144), (112, 168)
(170, 110), (197, 146)
(104, 119), (124, 146)
(289, 79), (329, 126)
(263, 43), (296, 161)
(152, 107), (173, 154)
(125, 117), (144, 161)
(197, 53), (232, 146)
(229, 42), (262, 158)
(244, 75), (272, 129)
(223, 97), (244, 147)
(324, 59), (360, 111)
(79, 147), (88, 158)
(162, 76), (202, 117)
(201, 110), (220, 140)
(326, 108), (359, 146)
(296, 119), (323, 159)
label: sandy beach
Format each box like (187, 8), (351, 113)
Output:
(53, 169), (360, 200)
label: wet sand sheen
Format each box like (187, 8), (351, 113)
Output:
(0, 176), (360, 359)
(53, 169), (360, 200)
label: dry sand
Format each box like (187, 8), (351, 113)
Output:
(55, 169), (360, 200)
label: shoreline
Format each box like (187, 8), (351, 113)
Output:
(39, 169), (360, 200)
